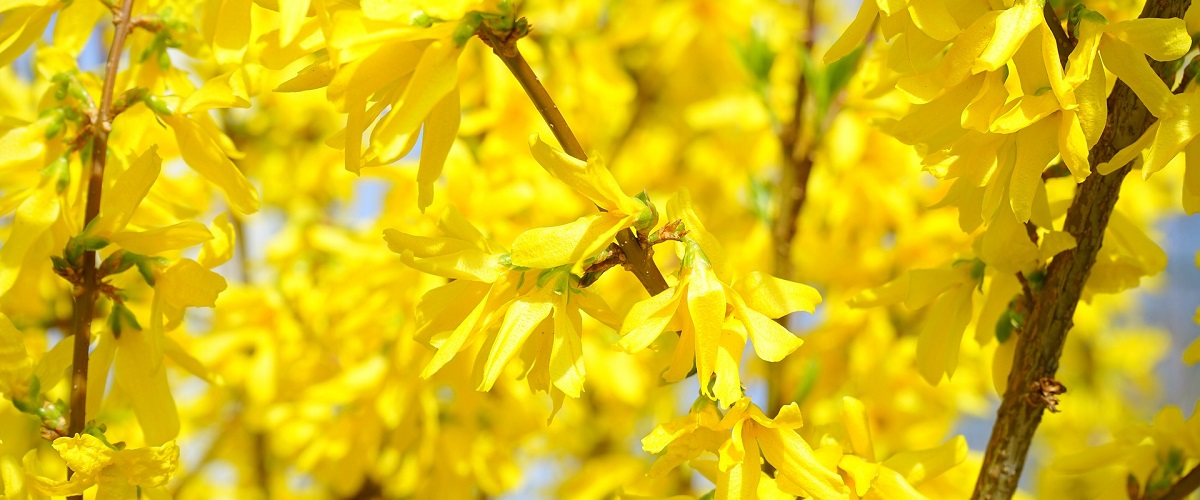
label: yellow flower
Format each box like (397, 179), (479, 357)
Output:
(508, 136), (649, 270)
(387, 207), (617, 407)
(619, 238), (820, 404)
(643, 398), (847, 499)
(26, 434), (178, 499)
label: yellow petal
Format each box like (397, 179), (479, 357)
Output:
(1098, 36), (1173, 119)
(509, 213), (632, 270)
(157, 258), (228, 310)
(875, 0), (907, 16)
(53, 434), (115, 476)
(1185, 139), (1200, 215)
(478, 295), (554, 391)
(882, 435), (968, 485)
(1075, 52), (1107, 148)
(114, 332), (180, 445)
(163, 114), (260, 214)
(0, 184), (59, 294)
(1108, 210), (1167, 276)
(0, 120), (47, 172)
(1041, 25), (1075, 110)
(907, 0), (959, 41)
(369, 41), (461, 165)
(528, 135), (644, 215)
(1009, 114), (1059, 222)
(713, 322), (747, 405)
(1097, 121), (1157, 175)
(841, 397), (875, 461)
(1058, 110), (1091, 180)
(618, 286), (684, 352)
(850, 275), (909, 308)
(688, 263), (726, 395)
(417, 86), (460, 212)
(386, 231), (504, 282)
(110, 221), (214, 255)
(550, 297), (586, 398)
(824, 0), (878, 64)
(757, 427), (848, 499)
(86, 333), (116, 422)
(274, 57), (335, 93)
(209, 0), (251, 65)
(421, 291), (488, 378)
(916, 284), (973, 384)
(903, 268), (962, 310)
(732, 293), (803, 362)
(95, 146), (161, 237)
(972, 0), (1041, 73)
(838, 454), (880, 497)
(278, 0), (312, 46)
(0, 312), (30, 395)
(179, 69), (250, 114)
(718, 422), (760, 500)
(1039, 230), (1078, 261)
(1106, 18), (1191, 62)
(108, 441), (179, 487)
(989, 92), (1059, 134)
(734, 271), (821, 319)
(1064, 15), (1106, 89)
(198, 214), (236, 268)
(1144, 88), (1200, 177)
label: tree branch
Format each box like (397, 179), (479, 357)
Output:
(767, 0), (818, 436)
(478, 23), (670, 296)
(68, 0), (136, 490)
(1160, 465), (1200, 500)
(972, 1), (1190, 497)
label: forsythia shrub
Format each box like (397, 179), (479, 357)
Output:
(0, 0), (1198, 498)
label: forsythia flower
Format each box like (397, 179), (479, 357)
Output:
(25, 434), (179, 499)
(509, 135), (651, 270)
(618, 194), (820, 404)
(386, 208), (618, 409)
(643, 398), (847, 499)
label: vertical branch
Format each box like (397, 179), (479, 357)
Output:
(68, 0), (136, 483)
(768, 0), (818, 418)
(972, 1), (1189, 498)
(478, 26), (670, 296)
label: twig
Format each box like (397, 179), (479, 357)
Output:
(477, 23), (670, 295)
(972, 1), (1190, 498)
(67, 0), (136, 494)
(1160, 465), (1200, 500)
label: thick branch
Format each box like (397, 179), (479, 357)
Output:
(972, 1), (1189, 498)
(68, 0), (135, 486)
(479, 25), (670, 295)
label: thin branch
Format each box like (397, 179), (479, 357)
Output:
(1160, 465), (1200, 500)
(68, 0), (136, 491)
(1043, 3), (1071, 68)
(767, 0), (819, 438)
(478, 23), (670, 295)
(972, 1), (1190, 498)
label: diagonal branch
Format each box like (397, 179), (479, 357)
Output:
(68, 0), (136, 491)
(972, 1), (1190, 498)
(478, 23), (670, 295)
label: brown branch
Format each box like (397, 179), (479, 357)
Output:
(478, 23), (670, 296)
(972, 1), (1190, 498)
(1160, 465), (1200, 500)
(1043, 3), (1071, 68)
(67, 0), (136, 491)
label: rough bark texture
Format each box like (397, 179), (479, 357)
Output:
(972, 0), (1190, 497)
